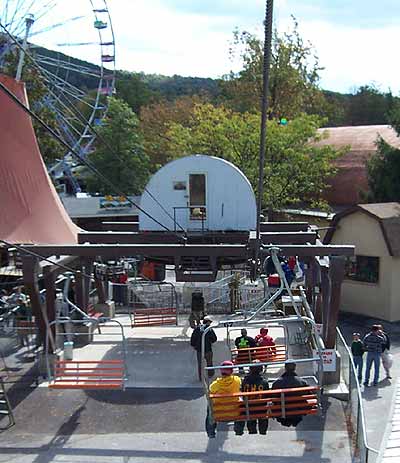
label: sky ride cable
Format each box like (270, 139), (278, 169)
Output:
(0, 78), (178, 234)
(0, 20), (186, 234)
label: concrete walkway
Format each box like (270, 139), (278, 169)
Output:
(338, 313), (400, 462)
(0, 316), (353, 463)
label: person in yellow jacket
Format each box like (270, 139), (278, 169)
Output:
(206, 360), (243, 437)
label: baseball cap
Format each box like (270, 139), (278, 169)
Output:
(203, 316), (213, 323)
(221, 360), (234, 376)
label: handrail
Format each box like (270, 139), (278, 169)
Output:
(336, 327), (378, 460)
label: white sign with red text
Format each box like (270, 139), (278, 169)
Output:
(322, 349), (336, 372)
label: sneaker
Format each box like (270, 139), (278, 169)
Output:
(363, 382), (369, 387)
(373, 382), (378, 386)
(235, 431), (244, 436)
(387, 375), (392, 379)
(208, 434), (216, 438)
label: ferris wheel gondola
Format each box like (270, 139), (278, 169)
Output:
(0, 0), (116, 190)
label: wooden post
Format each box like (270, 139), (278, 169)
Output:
(94, 276), (106, 304)
(22, 256), (44, 346)
(325, 256), (346, 349)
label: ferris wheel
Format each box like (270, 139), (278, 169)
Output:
(0, 0), (116, 189)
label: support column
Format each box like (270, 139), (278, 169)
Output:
(75, 269), (84, 310)
(43, 265), (56, 354)
(83, 258), (94, 310)
(22, 256), (44, 346)
(325, 256), (346, 349)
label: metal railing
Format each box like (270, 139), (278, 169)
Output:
(336, 328), (378, 463)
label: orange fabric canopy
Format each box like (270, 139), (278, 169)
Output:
(0, 74), (78, 244)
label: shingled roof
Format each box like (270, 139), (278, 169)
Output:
(325, 202), (400, 256)
(316, 125), (400, 206)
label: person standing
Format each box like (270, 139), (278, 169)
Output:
(377, 324), (392, 379)
(206, 360), (242, 438)
(363, 325), (387, 387)
(236, 360), (269, 435)
(190, 316), (217, 381)
(351, 332), (364, 382)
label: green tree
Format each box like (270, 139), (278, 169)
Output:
(85, 97), (150, 195)
(116, 71), (158, 114)
(166, 103), (344, 216)
(220, 17), (326, 119)
(366, 110), (400, 202)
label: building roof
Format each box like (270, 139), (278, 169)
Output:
(61, 196), (140, 218)
(325, 202), (400, 256)
(316, 125), (400, 206)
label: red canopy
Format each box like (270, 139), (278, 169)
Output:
(0, 74), (78, 244)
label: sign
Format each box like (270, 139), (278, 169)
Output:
(315, 324), (323, 336)
(322, 349), (336, 372)
(100, 195), (131, 210)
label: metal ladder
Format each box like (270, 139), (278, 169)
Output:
(0, 377), (15, 428)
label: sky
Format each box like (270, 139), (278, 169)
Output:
(3, 0), (400, 94)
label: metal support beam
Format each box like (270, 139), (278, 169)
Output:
(75, 269), (84, 311)
(325, 256), (346, 349)
(22, 243), (354, 259)
(22, 256), (44, 347)
(43, 265), (56, 354)
(83, 258), (93, 310)
(260, 222), (309, 232)
(78, 231), (317, 245)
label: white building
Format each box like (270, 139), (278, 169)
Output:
(139, 155), (257, 232)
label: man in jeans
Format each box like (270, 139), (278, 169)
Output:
(363, 325), (386, 387)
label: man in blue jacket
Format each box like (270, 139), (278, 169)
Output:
(363, 325), (387, 387)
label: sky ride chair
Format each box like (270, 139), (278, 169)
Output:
(200, 246), (325, 434)
(127, 281), (178, 327)
(46, 317), (127, 390)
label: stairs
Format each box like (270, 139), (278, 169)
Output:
(0, 377), (15, 428)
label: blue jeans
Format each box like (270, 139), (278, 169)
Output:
(353, 355), (363, 380)
(205, 408), (242, 437)
(364, 351), (381, 385)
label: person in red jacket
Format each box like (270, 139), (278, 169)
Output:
(255, 328), (275, 347)
(255, 327), (276, 360)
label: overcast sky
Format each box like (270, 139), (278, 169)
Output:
(6, 0), (400, 94)
(106, 0), (400, 94)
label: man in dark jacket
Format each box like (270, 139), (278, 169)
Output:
(363, 325), (387, 386)
(272, 361), (308, 427)
(236, 360), (270, 435)
(191, 316), (217, 380)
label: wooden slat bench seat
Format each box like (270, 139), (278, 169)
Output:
(231, 344), (287, 365)
(131, 307), (177, 327)
(209, 386), (319, 422)
(49, 360), (124, 390)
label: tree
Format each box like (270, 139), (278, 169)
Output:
(366, 110), (400, 202)
(139, 95), (205, 170)
(165, 103), (344, 216)
(220, 17), (326, 119)
(347, 85), (396, 126)
(116, 71), (158, 115)
(85, 97), (150, 195)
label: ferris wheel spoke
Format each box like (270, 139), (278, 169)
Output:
(29, 15), (86, 37)
(1, 0), (115, 175)
(36, 54), (102, 78)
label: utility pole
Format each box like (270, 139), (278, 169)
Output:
(15, 14), (35, 81)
